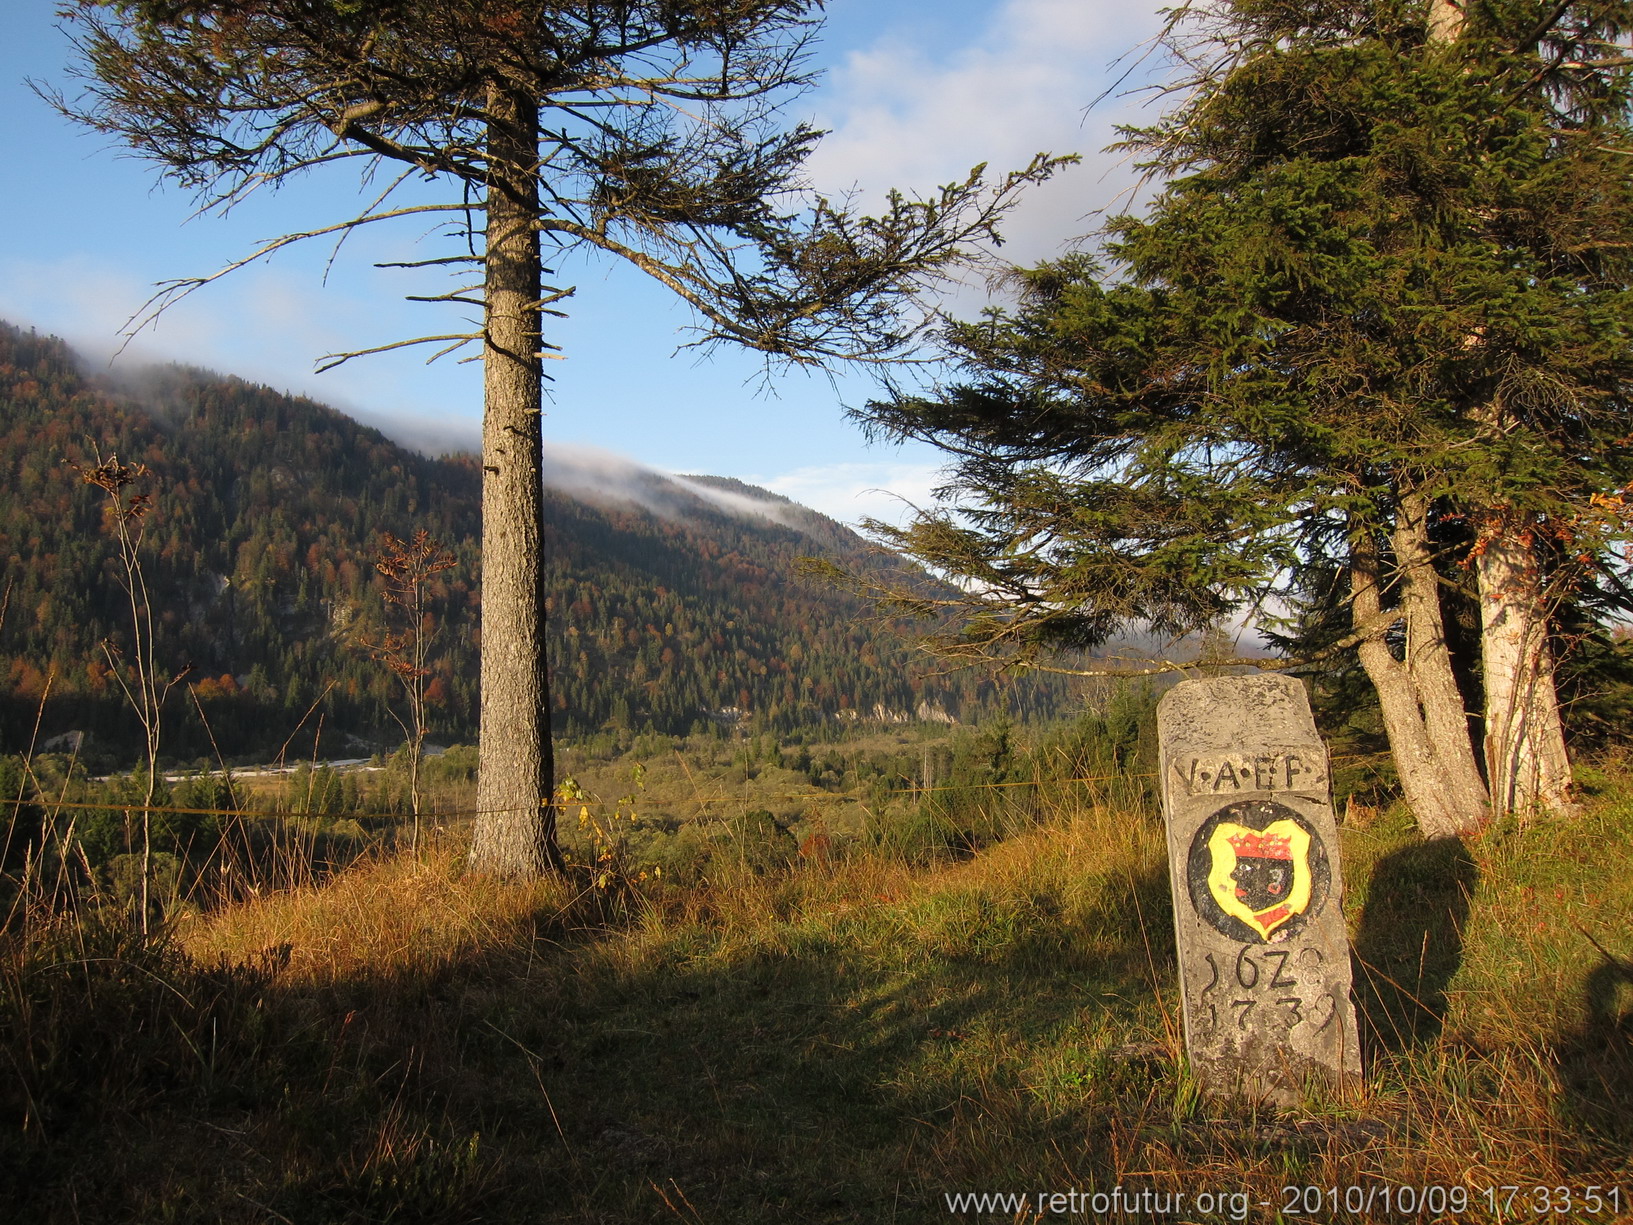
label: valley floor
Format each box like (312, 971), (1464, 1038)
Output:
(4, 763), (1633, 1223)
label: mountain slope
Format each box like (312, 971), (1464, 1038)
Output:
(0, 323), (1063, 764)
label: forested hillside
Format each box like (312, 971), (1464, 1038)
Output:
(0, 323), (1062, 766)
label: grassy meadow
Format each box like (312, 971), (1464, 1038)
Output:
(3, 730), (1632, 1223)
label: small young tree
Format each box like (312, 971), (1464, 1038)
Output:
(54, 1), (1062, 877)
(74, 452), (191, 930)
(364, 529), (457, 853)
(855, 0), (1633, 834)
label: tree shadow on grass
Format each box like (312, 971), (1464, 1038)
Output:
(1350, 837), (1477, 1055)
(1, 848), (1202, 1223)
(1551, 948), (1633, 1155)
(521, 857), (1185, 1219)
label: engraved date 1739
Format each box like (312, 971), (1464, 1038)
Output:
(1196, 944), (1338, 1034)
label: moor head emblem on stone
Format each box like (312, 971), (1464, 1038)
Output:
(1186, 799), (1329, 944)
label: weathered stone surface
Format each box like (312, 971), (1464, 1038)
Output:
(1157, 675), (1361, 1105)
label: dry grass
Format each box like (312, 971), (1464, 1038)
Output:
(4, 772), (1633, 1223)
(179, 836), (576, 986)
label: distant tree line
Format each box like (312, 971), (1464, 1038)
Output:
(0, 324), (1066, 769)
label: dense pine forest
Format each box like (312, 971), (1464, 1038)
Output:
(0, 322), (1064, 768)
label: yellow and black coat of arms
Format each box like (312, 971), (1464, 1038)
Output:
(1186, 799), (1330, 943)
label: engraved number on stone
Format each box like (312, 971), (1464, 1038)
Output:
(1235, 946), (1259, 989)
(1313, 992), (1338, 1031)
(1277, 997), (1304, 1028)
(1263, 949), (1297, 988)
(1204, 1003), (1218, 1033)
(1232, 999), (1256, 1029)
(1201, 952), (1221, 995)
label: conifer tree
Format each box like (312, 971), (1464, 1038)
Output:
(858, 0), (1633, 833)
(52, 1), (1060, 875)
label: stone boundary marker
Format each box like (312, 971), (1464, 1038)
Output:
(1157, 675), (1361, 1105)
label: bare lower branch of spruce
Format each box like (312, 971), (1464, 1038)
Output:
(122, 203), (478, 349)
(316, 332), (485, 372)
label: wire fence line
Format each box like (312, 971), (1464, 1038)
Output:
(0, 753), (1390, 827)
(0, 773), (1152, 824)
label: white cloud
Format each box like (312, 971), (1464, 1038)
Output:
(347, 405), (479, 456)
(807, 0), (1168, 267)
(0, 249), (484, 433)
(666, 474), (799, 525)
(0, 253), (226, 366)
(753, 459), (953, 529)
(533, 441), (802, 527)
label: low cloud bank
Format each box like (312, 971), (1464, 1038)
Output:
(539, 441), (805, 529)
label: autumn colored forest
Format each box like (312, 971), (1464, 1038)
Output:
(0, 322), (1062, 771)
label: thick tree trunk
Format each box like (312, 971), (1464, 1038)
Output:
(1425, 0), (1572, 820)
(1392, 490), (1489, 822)
(468, 84), (557, 877)
(1477, 520), (1576, 818)
(1350, 517), (1484, 839)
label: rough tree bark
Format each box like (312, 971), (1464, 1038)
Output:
(468, 83), (557, 877)
(1426, 0), (1574, 818)
(1477, 519), (1576, 817)
(1392, 489), (1489, 828)
(1350, 516), (1482, 839)
(1426, 0), (1466, 44)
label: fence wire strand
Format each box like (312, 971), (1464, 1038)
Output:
(0, 753), (1389, 827)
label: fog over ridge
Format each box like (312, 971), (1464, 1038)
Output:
(538, 440), (803, 528)
(33, 321), (826, 535)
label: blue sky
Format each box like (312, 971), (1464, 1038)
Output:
(0, 0), (1168, 525)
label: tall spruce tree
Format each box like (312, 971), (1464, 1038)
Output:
(53, 1), (1060, 875)
(858, 0), (1633, 834)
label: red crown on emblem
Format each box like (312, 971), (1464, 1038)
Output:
(1228, 829), (1292, 859)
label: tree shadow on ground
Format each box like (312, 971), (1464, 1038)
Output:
(0, 849), (1196, 1224)
(1551, 948), (1633, 1154)
(1350, 837), (1477, 1054)
(512, 856), (1186, 1221)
